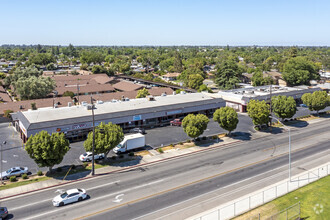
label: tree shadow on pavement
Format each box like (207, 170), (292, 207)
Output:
(230, 131), (252, 141)
(109, 156), (142, 168)
(283, 120), (309, 128)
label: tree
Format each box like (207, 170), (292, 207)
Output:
(282, 57), (320, 86)
(215, 60), (241, 90)
(136, 88), (150, 98)
(271, 95), (297, 121)
(188, 74), (204, 89)
(63, 91), (75, 98)
(91, 65), (107, 74)
(46, 63), (56, 70)
(182, 114), (209, 139)
(31, 102), (37, 110)
(4, 66), (42, 86)
(14, 76), (55, 100)
(247, 100), (270, 127)
(301, 91), (328, 114)
(213, 107), (238, 136)
(25, 131), (70, 172)
(198, 84), (213, 93)
(251, 71), (264, 87)
(3, 110), (13, 119)
(84, 122), (124, 156)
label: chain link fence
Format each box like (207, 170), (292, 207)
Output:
(192, 163), (329, 220)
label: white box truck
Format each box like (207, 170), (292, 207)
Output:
(113, 133), (146, 154)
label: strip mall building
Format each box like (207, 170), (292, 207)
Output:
(12, 93), (226, 142)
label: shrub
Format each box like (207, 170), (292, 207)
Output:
(10, 176), (17, 182)
(4, 109), (14, 119)
(212, 135), (218, 140)
(187, 139), (191, 143)
(56, 167), (62, 172)
(22, 173), (28, 179)
(119, 154), (124, 158)
(82, 162), (88, 168)
(71, 70), (79, 75)
(63, 91), (75, 98)
(128, 152), (134, 157)
(178, 142), (183, 145)
(158, 148), (164, 153)
(37, 170), (43, 176)
(111, 156), (117, 160)
(170, 144), (174, 147)
(31, 102), (37, 110)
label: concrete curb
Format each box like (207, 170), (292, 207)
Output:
(0, 140), (241, 200)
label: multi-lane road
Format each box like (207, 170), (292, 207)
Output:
(1, 118), (329, 220)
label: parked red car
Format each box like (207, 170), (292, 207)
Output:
(170, 119), (182, 126)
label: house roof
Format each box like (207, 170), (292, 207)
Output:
(162, 72), (181, 78)
(112, 81), (144, 91)
(77, 87), (174, 103)
(55, 83), (115, 95)
(0, 86), (12, 102)
(0, 96), (72, 114)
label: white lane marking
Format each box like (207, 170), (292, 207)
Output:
(23, 179), (164, 220)
(10, 198), (51, 211)
(2, 160), (7, 163)
(86, 181), (120, 191)
(113, 194), (124, 203)
(8, 181), (120, 211)
(132, 150), (330, 220)
(13, 155), (18, 157)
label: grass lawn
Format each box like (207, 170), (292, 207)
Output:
(235, 175), (330, 220)
(0, 176), (50, 191)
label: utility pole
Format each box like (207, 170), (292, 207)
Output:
(77, 82), (80, 104)
(0, 141), (6, 185)
(269, 84), (272, 130)
(91, 96), (96, 176)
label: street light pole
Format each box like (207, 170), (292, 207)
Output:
(91, 96), (96, 176)
(0, 141), (7, 185)
(270, 116), (291, 181)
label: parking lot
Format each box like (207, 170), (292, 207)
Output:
(0, 106), (328, 174)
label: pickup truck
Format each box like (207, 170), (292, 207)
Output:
(170, 119), (182, 126)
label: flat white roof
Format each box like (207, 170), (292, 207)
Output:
(22, 93), (217, 124)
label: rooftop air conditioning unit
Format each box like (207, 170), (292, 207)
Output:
(180, 91), (186, 95)
(147, 95), (155, 101)
(161, 92), (167, 96)
(68, 102), (72, 107)
(96, 100), (104, 104)
(81, 101), (87, 106)
(86, 104), (93, 110)
(54, 103), (58, 108)
(173, 91), (176, 95)
(125, 97), (130, 101)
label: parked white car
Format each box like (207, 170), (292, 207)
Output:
(79, 152), (105, 162)
(52, 188), (87, 207)
(0, 167), (29, 180)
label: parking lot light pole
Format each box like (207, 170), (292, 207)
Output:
(91, 96), (96, 176)
(269, 116), (291, 181)
(0, 141), (7, 185)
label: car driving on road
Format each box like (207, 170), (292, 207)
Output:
(0, 167), (29, 180)
(52, 188), (87, 207)
(0, 207), (8, 219)
(79, 152), (105, 162)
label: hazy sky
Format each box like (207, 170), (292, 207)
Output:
(1, 0), (329, 46)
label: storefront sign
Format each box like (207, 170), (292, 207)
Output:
(133, 115), (142, 121)
(166, 110), (182, 116)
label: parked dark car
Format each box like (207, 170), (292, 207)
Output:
(129, 128), (146, 134)
(0, 207), (8, 219)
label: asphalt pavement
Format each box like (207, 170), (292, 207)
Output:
(0, 106), (328, 174)
(1, 119), (329, 220)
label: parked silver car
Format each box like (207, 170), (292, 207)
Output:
(0, 167), (29, 180)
